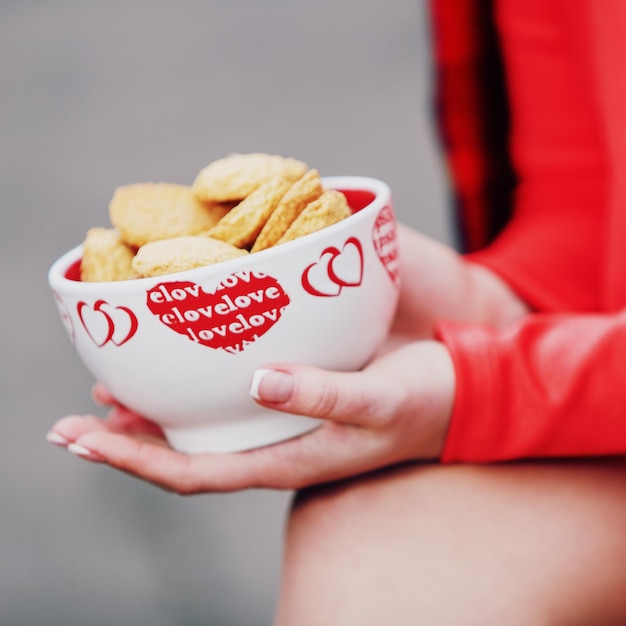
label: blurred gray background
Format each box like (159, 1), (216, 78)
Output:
(1, 1), (452, 624)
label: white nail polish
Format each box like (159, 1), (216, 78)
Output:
(67, 443), (94, 458)
(249, 369), (273, 400)
(46, 431), (70, 446)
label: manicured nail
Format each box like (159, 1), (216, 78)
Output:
(46, 431), (70, 447)
(250, 369), (294, 403)
(67, 443), (105, 463)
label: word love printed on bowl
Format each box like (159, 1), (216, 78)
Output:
(146, 270), (290, 354)
(372, 205), (399, 285)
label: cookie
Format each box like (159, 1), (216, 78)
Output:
(192, 153), (308, 203)
(207, 177), (292, 248)
(109, 183), (231, 247)
(80, 227), (138, 282)
(251, 169), (324, 252)
(277, 190), (351, 244)
(132, 236), (248, 277)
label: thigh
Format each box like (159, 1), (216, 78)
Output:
(274, 459), (626, 626)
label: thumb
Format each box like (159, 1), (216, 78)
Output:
(249, 365), (391, 426)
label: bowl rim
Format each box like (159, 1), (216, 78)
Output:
(48, 175), (392, 295)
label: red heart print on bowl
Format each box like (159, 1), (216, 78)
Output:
(77, 300), (138, 347)
(146, 271), (290, 354)
(301, 236), (363, 297)
(372, 205), (399, 285)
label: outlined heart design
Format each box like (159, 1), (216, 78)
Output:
(372, 205), (399, 286)
(302, 237), (364, 297)
(146, 271), (290, 354)
(77, 300), (139, 347)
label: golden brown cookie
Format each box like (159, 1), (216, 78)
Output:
(192, 153), (308, 203)
(277, 190), (352, 244)
(132, 236), (248, 277)
(251, 169), (324, 252)
(109, 183), (231, 247)
(207, 177), (292, 248)
(80, 227), (138, 282)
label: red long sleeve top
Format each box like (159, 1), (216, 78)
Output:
(430, 0), (626, 462)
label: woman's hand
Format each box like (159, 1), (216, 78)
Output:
(48, 338), (455, 493)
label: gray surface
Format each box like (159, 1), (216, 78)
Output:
(0, 1), (451, 624)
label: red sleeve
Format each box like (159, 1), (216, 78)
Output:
(437, 315), (626, 462)
(466, 0), (607, 313)
(436, 0), (626, 462)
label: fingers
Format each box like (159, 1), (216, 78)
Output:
(104, 406), (166, 440)
(47, 414), (112, 449)
(62, 429), (308, 493)
(249, 364), (397, 427)
(47, 408), (166, 455)
(92, 382), (117, 407)
(48, 412), (316, 491)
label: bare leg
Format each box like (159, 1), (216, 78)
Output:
(274, 459), (626, 626)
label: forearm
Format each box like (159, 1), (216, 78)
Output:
(394, 224), (529, 338)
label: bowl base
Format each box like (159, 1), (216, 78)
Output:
(163, 413), (321, 454)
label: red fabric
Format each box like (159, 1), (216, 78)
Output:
(438, 314), (626, 462)
(429, 0), (515, 252)
(431, 0), (626, 462)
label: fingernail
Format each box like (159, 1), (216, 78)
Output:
(250, 369), (294, 403)
(46, 431), (70, 447)
(67, 443), (105, 463)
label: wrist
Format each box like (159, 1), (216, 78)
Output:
(464, 261), (530, 328)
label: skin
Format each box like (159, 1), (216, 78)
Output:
(275, 459), (626, 626)
(48, 224), (529, 492)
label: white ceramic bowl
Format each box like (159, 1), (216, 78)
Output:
(48, 176), (400, 453)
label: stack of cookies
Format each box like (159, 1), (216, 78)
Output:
(80, 153), (351, 282)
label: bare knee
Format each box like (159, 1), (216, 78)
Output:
(275, 460), (626, 626)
